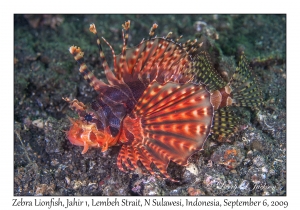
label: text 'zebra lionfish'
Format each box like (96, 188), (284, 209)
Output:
(64, 20), (262, 181)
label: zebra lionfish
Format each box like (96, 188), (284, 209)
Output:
(63, 20), (262, 181)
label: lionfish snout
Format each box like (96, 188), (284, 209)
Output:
(67, 118), (119, 154)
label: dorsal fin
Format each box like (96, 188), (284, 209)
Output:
(187, 51), (227, 91)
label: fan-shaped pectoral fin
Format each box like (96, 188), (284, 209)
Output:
(119, 80), (214, 181)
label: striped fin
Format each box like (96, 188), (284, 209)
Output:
(115, 37), (192, 85)
(69, 46), (108, 92)
(87, 22), (197, 113)
(89, 24), (120, 86)
(230, 54), (263, 107)
(118, 81), (213, 180)
(211, 107), (240, 142)
(188, 51), (227, 91)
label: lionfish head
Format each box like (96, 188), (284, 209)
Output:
(63, 97), (119, 154)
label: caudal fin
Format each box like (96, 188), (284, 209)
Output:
(230, 54), (263, 108)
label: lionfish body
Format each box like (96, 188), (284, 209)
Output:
(64, 21), (262, 181)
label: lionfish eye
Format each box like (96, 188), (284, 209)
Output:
(84, 114), (93, 122)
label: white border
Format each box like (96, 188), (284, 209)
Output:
(4, 0), (297, 209)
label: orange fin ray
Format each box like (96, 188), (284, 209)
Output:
(126, 145), (140, 170)
(119, 145), (136, 171)
(142, 141), (177, 181)
(117, 146), (129, 172)
(136, 145), (155, 175)
(122, 146), (136, 171)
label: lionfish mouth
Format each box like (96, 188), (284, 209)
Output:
(63, 20), (262, 181)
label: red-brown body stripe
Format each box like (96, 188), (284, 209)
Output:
(219, 87), (233, 108)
